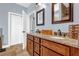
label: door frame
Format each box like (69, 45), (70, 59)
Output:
(8, 12), (23, 47)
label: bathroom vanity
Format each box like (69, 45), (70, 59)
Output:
(27, 33), (79, 56)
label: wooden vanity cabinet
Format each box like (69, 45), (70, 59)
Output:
(27, 34), (79, 56)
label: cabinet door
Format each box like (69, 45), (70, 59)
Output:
(34, 43), (39, 54)
(27, 39), (33, 56)
(41, 46), (61, 56)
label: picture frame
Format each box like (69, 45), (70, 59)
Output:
(36, 9), (45, 26)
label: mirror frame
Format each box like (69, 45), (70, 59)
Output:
(36, 9), (45, 26)
(52, 3), (73, 24)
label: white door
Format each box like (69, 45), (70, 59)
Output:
(9, 12), (23, 46)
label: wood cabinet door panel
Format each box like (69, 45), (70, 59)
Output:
(41, 46), (61, 56)
(34, 43), (39, 54)
(41, 39), (70, 56)
(27, 39), (33, 56)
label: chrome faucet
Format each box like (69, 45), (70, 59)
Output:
(57, 29), (62, 36)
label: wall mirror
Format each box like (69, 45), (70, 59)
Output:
(36, 9), (45, 26)
(52, 3), (73, 24)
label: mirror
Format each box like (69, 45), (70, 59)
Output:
(36, 9), (45, 26)
(52, 3), (73, 24)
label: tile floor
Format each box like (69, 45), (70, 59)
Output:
(16, 50), (29, 56)
(0, 44), (30, 56)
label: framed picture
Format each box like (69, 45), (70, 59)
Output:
(36, 9), (45, 26)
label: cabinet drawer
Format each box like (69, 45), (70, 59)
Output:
(34, 52), (39, 56)
(34, 37), (39, 43)
(34, 43), (39, 54)
(27, 34), (33, 40)
(41, 39), (70, 56)
(41, 46), (61, 56)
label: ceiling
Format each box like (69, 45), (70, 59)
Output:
(17, 3), (33, 8)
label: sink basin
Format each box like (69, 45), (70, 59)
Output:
(50, 36), (65, 40)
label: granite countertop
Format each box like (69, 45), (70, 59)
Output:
(28, 33), (79, 48)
